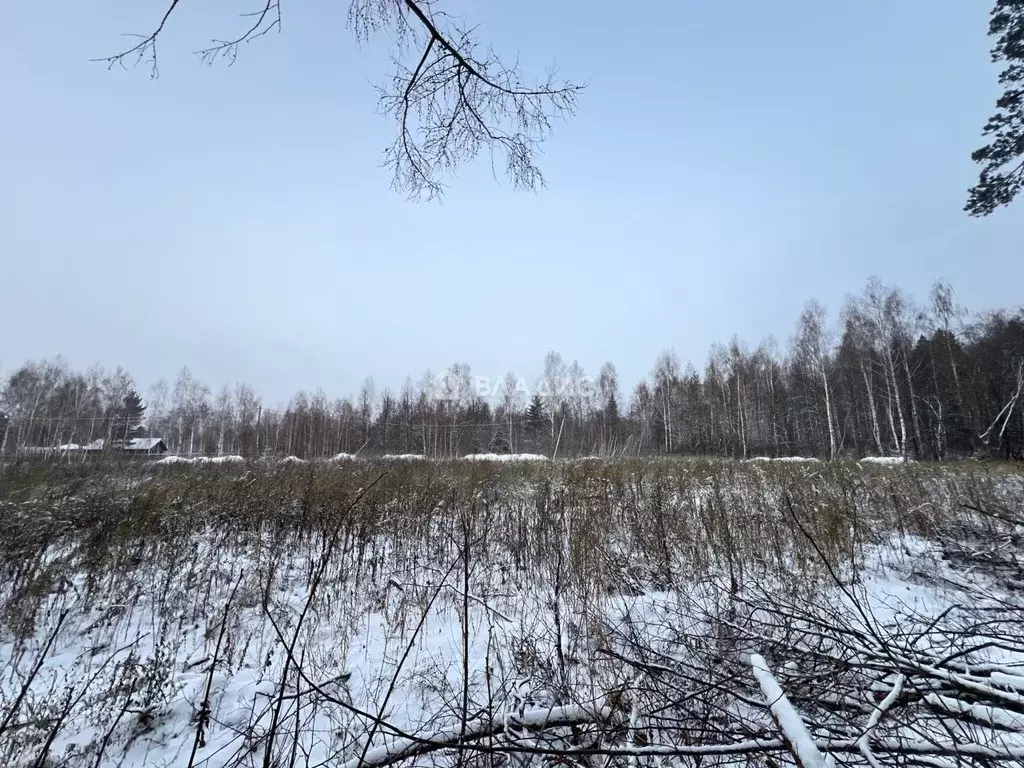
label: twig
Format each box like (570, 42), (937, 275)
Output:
(0, 610), (68, 737)
(187, 571), (244, 768)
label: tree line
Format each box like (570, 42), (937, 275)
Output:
(2, 277), (1022, 461)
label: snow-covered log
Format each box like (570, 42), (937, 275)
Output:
(750, 653), (831, 768)
(343, 698), (615, 768)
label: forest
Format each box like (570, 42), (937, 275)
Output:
(3, 277), (1022, 460)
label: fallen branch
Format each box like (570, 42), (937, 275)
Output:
(343, 698), (615, 768)
(750, 653), (830, 768)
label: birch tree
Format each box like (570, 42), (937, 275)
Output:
(539, 352), (567, 445)
(499, 372), (525, 453)
(793, 300), (838, 460)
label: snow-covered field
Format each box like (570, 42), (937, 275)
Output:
(0, 459), (1022, 768)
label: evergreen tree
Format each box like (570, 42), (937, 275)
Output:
(488, 430), (511, 454)
(526, 394), (546, 434)
(114, 390), (146, 444)
(968, 1), (1024, 215)
(605, 392), (620, 425)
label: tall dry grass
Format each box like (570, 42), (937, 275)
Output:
(0, 457), (1020, 767)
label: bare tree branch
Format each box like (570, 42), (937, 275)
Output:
(98, 0), (584, 198)
(92, 0), (185, 78)
(194, 0), (282, 66)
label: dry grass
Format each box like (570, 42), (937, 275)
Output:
(0, 457), (1021, 767)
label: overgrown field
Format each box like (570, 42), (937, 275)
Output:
(1, 458), (1022, 768)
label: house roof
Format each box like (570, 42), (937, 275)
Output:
(126, 437), (165, 450)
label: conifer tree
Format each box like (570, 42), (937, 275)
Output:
(526, 394), (546, 434)
(968, 1), (1024, 215)
(114, 390), (146, 444)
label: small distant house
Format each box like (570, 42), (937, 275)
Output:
(122, 437), (168, 455)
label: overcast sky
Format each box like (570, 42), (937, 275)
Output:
(3, 1), (1020, 405)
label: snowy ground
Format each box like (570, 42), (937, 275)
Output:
(1, 459), (1021, 767)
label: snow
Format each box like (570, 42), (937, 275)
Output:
(125, 437), (165, 451)
(0, 517), (651, 767)
(381, 453), (426, 460)
(156, 455), (191, 464)
(330, 452), (361, 461)
(279, 455), (308, 464)
(4, 464), (1023, 767)
(341, 698), (613, 768)
(461, 453), (549, 462)
(155, 454), (244, 465)
(744, 456), (821, 463)
(925, 693), (1024, 731)
(992, 671), (1024, 692)
(742, 456), (915, 465)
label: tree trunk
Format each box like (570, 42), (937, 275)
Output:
(859, 359), (884, 456)
(901, 347), (924, 459)
(884, 352), (907, 456)
(736, 376), (748, 459)
(820, 362), (837, 460)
